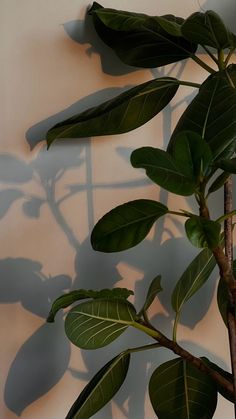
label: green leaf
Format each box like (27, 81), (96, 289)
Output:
(172, 131), (213, 179)
(89, 4), (197, 68)
(66, 352), (130, 419)
(201, 357), (234, 403)
(142, 275), (162, 312)
(172, 247), (216, 314)
(149, 358), (217, 419)
(46, 77), (179, 147)
(65, 298), (136, 349)
(168, 66), (236, 160)
(47, 288), (134, 322)
(215, 157), (236, 174)
(208, 171), (230, 194)
(131, 147), (196, 196)
(91, 199), (168, 253)
(185, 216), (221, 249)
(181, 10), (236, 49)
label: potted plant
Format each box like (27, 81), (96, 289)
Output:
(46, 3), (236, 418)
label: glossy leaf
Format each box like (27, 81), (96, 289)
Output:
(202, 357), (234, 403)
(149, 358), (217, 419)
(142, 275), (162, 312)
(208, 171), (230, 194)
(215, 157), (236, 174)
(91, 199), (168, 253)
(185, 216), (221, 249)
(66, 352), (130, 419)
(47, 288), (134, 322)
(169, 65), (236, 160)
(172, 247), (216, 313)
(131, 147), (196, 196)
(47, 77), (179, 147)
(89, 4), (197, 68)
(172, 131), (213, 179)
(182, 11), (236, 49)
(65, 298), (136, 349)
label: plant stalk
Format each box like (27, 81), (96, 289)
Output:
(224, 176), (236, 415)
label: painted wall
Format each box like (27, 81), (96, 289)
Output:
(1, 1), (236, 418)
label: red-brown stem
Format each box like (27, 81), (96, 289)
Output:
(224, 177), (236, 414)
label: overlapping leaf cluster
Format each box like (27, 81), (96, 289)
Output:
(47, 3), (236, 418)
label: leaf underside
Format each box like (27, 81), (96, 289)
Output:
(65, 298), (136, 349)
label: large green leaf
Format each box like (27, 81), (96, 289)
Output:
(131, 147), (196, 196)
(47, 77), (179, 147)
(141, 275), (162, 313)
(181, 11), (236, 49)
(91, 199), (168, 252)
(172, 247), (216, 314)
(89, 3), (197, 68)
(172, 131), (213, 179)
(65, 298), (136, 349)
(168, 65), (236, 160)
(185, 216), (221, 249)
(66, 352), (130, 419)
(47, 288), (134, 322)
(149, 358), (217, 419)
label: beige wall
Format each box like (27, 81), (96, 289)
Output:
(1, 0), (235, 418)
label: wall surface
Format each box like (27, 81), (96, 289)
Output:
(1, 1), (236, 418)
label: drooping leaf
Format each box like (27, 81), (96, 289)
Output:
(215, 157), (236, 174)
(181, 10), (236, 49)
(131, 147), (196, 196)
(149, 358), (217, 419)
(172, 130), (213, 179)
(91, 199), (168, 253)
(46, 77), (179, 147)
(172, 247), (216, 314)
(208, 171), (230, 194)
(66, 352), (130, 419)
(142, 275), (162, 313)
(168, 65), (236, 160)
(89, 4), (197, 68)
(201, 357), (234, 403)
(185, 216), (221, 249)
(65, 298), (137, 349)
(47, 288), (134, 322)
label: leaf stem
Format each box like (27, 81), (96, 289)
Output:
(225, 48), (235, 67)
(202, 45), (218, 65)
(190, 54), (215, 73)
(178, 80), (201, 88)
(173, 311), (180, 343)
(216, 210), (236, 224)
(124, 342), (162, 355)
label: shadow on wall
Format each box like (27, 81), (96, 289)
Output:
(3, 2), (233, 416)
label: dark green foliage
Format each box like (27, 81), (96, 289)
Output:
(65, 298), (137, 349)
(185, 216), (221, 249)
(47, 288), (134, 322)
(182, 10), (236, 49)
(169, 66), (236, 160)
(46, 3), (236, 418)
(88, 3), (197, 68)
(66, 352), (130, 419)
(91, 199), (168, 252)
(149, 358), (217, 418)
